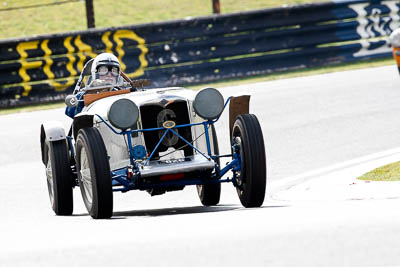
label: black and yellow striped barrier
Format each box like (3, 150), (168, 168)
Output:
(0, 0), (399, 108)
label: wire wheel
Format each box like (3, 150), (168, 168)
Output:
(197, 124), (221, 206)
(79, 147), (93, 209)
(76, 127), (113, 219)
(45, 140), (73, 215)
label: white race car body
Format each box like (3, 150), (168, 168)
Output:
(78, 87), (216, 177)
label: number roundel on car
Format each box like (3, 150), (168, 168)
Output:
(193, 88), (224, 120)
(162, 120), (176, 128)
(107, 99), (139, 130)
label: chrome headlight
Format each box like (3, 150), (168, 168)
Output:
(107, 99), (139, 130)
(390, 28), (400, 48)
(193, 88), (224, 120)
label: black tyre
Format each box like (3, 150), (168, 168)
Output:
(197, 124), (221, 206)
(76, 127), (113, 219)
(45, 139), (73, 215)
(232, 114), (266, 207)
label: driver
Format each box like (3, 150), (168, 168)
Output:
(65, 53), (122, 118)
(89, 53), (121, 90)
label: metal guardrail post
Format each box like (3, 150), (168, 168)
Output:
(212, 0), (220, 14)
(85, 0), (95, 28)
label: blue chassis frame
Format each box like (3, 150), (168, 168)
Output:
(80, 97), (242, 192)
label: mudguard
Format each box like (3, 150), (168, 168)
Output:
(229, 95), (250, 136)
(72, 114), (94, 140)
(40, 121), (67, 164)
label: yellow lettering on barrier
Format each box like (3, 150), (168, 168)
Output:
(41, 39), (54, 79)
(74, 35), (97, 71)
(41, 39), (75, 91)
(113, 29), (148, 78)
(15, 36), (100, 95)
(64, 36), (77, 77)
(14, 30), (148, 98)
(102, 31), (113, 54)
(16, 41), (42, 96)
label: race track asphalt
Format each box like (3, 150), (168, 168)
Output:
(1, 65), (400, 266)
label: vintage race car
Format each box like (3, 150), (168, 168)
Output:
(40, 59), (266, 219)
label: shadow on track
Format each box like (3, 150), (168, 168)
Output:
(72, 204), (288, 218)
(72, 205), (237, 218)
(113, 205), (239, 218)
(112, 203), (288, 218)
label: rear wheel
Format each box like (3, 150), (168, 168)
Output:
(232, 114), (266, 207)
(197, 124), (221, 206)
(45, 139), (73, 215)
(76, 127), (113, 219)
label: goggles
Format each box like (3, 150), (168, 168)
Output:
(97, 65), (119, 76)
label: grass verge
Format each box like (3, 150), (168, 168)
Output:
(1, 0), (326, 39)
(187, 57), (396, 90)
(358, 161), (400, 182)
(0, 102), (65, 116)
(0, 57), (396, 116)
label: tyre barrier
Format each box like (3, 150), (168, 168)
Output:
(0, 0), (399, 108)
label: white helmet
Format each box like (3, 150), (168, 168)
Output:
(91, 53), (121, 86)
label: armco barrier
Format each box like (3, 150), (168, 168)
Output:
(0, 0), (399, 108)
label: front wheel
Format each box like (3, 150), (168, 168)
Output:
(45, 139), (73, 215)
(76, 127), (113, 219)
(232, 114), (266, 207)
(196, 124), (221, 206)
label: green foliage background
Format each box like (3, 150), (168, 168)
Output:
(0, 0), (325, 39)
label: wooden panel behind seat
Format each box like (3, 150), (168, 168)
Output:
(83, 89), (130, 106)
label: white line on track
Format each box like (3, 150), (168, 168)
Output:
(268, 147), (400, 194)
